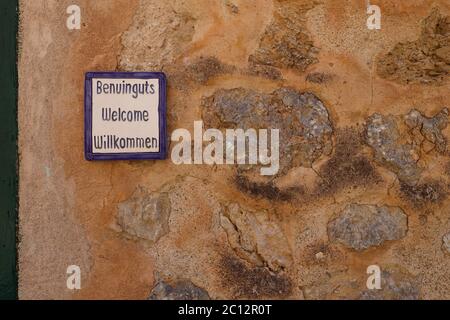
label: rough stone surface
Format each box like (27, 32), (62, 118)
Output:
(202, 87), (333, 175)
(220, 203), (292, 272)
(404, 108), (449, 154)
(119, 0), (195, 71)
(116, 187), (171, 243)
(366, 109), (449, 187)
(246, 61), (283, 80)
(149, 280), (210, 300)
(250, 0), (319, 72)
(377, 8), (450, 85)
(328, 204), (408, 251)
(366, 113), (421, 185)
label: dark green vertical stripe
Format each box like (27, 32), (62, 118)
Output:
(0, 0), (18, 300)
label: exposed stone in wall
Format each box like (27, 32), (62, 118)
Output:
(360, 270), (420, 300)
(366, 113), (422, 186)
(116, 187), (171, 243)
(377, 8), (449, 85)
(249, 0), (319, 72)
(328, 204), (408, 251)
(404, 108), (449, 154)
(366, 109), (449, 186)
(202, 87), (333, 175)
(119, 0), (195, 71)
(220, 203), (292, 272)
(149, 280), (210, 300)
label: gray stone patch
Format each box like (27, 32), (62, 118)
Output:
(404, 108), (449, 154)
(328, 204), (408, 251)
(366, 113), (421, 185)
(202, 87), (333, 175)
(220, 203), (292, 272)
(149, 280), (210, 300)
(377, 8), (449, 85)
(366, 109), (449, 185)
(116, 187), (170, 243)
(119, 1), (195, 71)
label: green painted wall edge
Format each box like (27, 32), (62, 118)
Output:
(0, 0), (18, 300)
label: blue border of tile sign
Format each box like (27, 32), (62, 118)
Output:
(84, 72), (167, 161)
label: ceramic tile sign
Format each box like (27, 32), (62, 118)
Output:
(84, 72), (166, 160)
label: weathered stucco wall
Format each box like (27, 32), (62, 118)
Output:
(19, 0), (450, 299)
